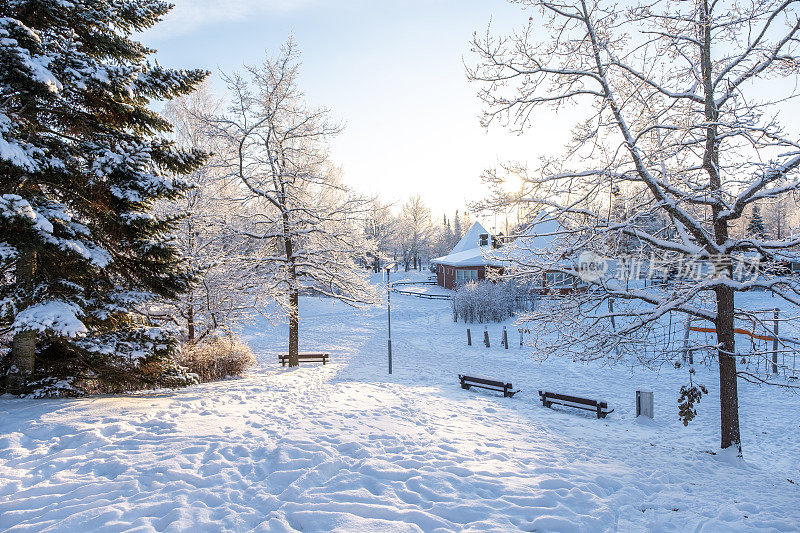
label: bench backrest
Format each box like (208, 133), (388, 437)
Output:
(460, 375), (511, 388)
(540, 391), (607, 409)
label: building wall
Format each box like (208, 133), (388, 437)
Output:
(435, 264), (489, 290)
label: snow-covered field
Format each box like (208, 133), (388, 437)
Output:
(1, 275), (799, 532)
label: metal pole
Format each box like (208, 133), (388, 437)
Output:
(387, 268), (392, 374)
(772, 308), (779, 374)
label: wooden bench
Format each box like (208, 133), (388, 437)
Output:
(459, 374), (519, 398)
(539, 390), (613, 419)
(279, 352), (330, 366)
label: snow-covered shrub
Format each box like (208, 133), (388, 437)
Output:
(23, 377), (84, 399)
(452, 281), (532, 323)
(0, 334), (199, 396)
(177, 336), (256, 382)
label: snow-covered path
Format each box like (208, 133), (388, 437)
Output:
(1, 287), (799, 531)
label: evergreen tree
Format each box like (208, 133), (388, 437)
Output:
(747, 204), (768, 241)
(0, 1), (208, 395)
(453, 210), (462, 241)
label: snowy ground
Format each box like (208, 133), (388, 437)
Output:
(1, 275), (799, 531)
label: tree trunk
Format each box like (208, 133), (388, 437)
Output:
(715, 285), (742, 454)
(700, 0), (741, 454)
(187, 303), (195, 342)
(8, 249), (37, 395)
(283, 230), (300, 367)
(288, 287), (299, 367)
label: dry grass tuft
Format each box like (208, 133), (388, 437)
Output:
(178, 336), (257, 382)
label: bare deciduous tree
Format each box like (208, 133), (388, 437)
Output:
(399, 194), (433, 271)
(470, 0), (800, 454)
(363, 199), (398, 272)
(213, 40), (378, 366)
(162, 83), (270, 343)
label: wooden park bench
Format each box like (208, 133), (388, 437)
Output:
(538, 390), (613, 419)
(459, 374), (519, 398)
(278, 352), (330, 366)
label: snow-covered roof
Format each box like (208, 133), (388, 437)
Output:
(512, 212), (562, 253)
(432, 215), (566, 268)
(432, 245), (505, 268)
(431, 221), (500, 267)
(431, 221), (498, 268)
(450, 221), (491, 255)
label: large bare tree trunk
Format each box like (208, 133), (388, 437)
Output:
(700, 0), (741, 454)
(288, 287), (299, 367)
(283, 228), (300, 367)
(8, 249), (37, 394)
(715, 286), (741, 453)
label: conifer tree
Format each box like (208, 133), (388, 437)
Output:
(747, 205), (768, 241)
(0, 1), (208, 394)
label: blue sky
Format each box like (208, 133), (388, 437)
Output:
(141, 0), (569, 221)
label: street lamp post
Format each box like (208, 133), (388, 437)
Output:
(385, 262), (396, 374)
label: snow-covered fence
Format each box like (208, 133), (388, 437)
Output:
(684, 308), (800, 380)
(391, 287), (451, 300)
(451, 281), (535, 323)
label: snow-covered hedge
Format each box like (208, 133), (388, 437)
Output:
(451, 281), (533, 323)
(177, 336), (256, 383)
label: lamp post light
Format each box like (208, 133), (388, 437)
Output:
(385, 262), (397, 374)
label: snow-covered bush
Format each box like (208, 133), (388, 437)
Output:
(451, 281), (532, 323)
(177, 336), (256, 383)
(21, 377), (84, 399)
(0, 332), (199, 396)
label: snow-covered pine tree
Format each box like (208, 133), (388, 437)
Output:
(747, 205), (768, 241)
(0, 1), (208, 395)
(453, 210), (463, 242)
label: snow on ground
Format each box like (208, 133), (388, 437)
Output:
(0, 277), (799, 532)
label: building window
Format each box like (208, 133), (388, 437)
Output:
(545, 271), (574, 289)
(479, 234), (489, 246)
(455, 269), (479, 283)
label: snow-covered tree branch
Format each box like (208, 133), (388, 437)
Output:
(469, 0), (800, 453)
(210, 40), (378, 366)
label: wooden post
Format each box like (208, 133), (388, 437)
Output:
(519, 328), (524, 347)
(467, 328), (472, 346)
(772, 308), (779, 374)
(484, 326), (490, 348)
(502, 326), (508, 349)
